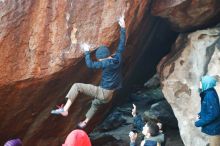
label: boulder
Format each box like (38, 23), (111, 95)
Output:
(144, 100), (178, 128)
(158, 24), (220, 146)
(144, 74), (160, 88)
(1, 0), (167, 145)
(94, 111), (126, 132)
(130, 87), (165, 105)
(152, 0), (220, 31)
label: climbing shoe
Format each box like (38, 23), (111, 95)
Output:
(77, 121), (87, 129)
(51, 104), (68, 117)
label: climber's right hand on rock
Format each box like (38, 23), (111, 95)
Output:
(118, 14), (125, 28)
(81, 43), (90, 52)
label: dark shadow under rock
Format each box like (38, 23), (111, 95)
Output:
(144, 74), (160, 88)
(130, 87), (165, 104)
(144, 100), (178, 128)
(90, 134), (128, 146)
(90, 86), (183, 146)
(94, 111), (126, 132)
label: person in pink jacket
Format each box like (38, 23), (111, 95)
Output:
(62, 129), (91, 146)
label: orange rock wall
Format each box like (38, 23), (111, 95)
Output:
(152, 0), (220, 31)
(0, 0), (150, 145)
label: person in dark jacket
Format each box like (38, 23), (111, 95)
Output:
(195, 75), (220, 146)
(129, 120), (164, 146)
(51, 14), (126, 129)
(129, 104), (165, 146)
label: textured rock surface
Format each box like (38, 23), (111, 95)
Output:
(0, 0), (177, 145)
(144, 74), (160, 88)
(0, 0), (136, 84)
(144, 100), (178, 128)
(152, 0), (220, 31)
(158, 25), (220, 146)
(4, 0), (220, 145)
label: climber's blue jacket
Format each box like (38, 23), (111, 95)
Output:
(84, 28), (126, 90)
(195, 75), (220, 135)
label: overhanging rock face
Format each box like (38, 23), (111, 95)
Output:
(152, 0), (220, 31)
(0, 0), (164, 145)
(2, 0), (219, 145)
(158, 25), (220, 146)
(0, 0), (149, 84)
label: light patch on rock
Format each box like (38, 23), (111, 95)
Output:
(49, 22), (58, 44)
(71, 24), (77, 45)
(29, 35), (37, 51)
(66, 13), (70, 21)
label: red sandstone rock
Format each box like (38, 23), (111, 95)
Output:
(0, 0), (151, 145)
(152, 0), (220, 31)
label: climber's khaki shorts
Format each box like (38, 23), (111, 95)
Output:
(209, 135), (220, 146)
(66, 83), (114, 119)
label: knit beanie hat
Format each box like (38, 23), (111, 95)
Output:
(4, 138), (22, 146)
(95, 46), (110, 59)
(62, 129), (91, 146)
